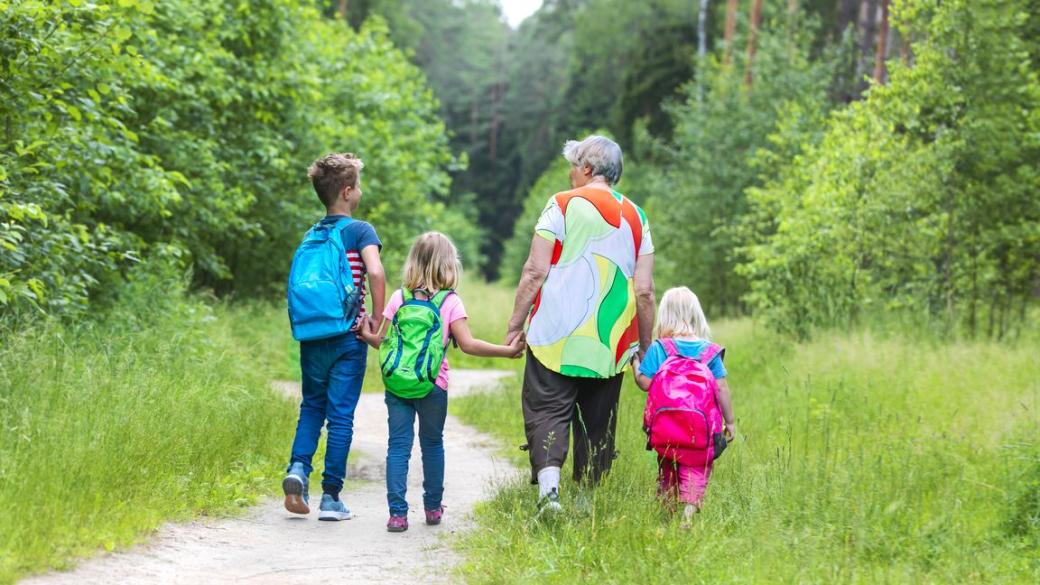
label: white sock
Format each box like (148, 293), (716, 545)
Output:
(537, 466), (561, 498)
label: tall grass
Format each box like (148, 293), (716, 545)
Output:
(453, 318), (1040, 583)
(0, 277), (296, 583)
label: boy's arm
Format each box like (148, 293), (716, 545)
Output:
(451, 318), (524, 358)
(360, 244), (385, 318)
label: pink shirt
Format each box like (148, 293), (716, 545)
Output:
(383, 289), (467, 390)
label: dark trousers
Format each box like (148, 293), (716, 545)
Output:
(521, 351), (624, 484)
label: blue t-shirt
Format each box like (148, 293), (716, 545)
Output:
(638, 338), (727, 380)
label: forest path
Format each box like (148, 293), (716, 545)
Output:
(23, 370), (519, 584)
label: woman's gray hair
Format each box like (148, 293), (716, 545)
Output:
(562, 135), (623, 184)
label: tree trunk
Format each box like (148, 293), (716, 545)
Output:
(856, 0), (880, 91)
(836, 0), (859, 37)
(698, 0), (710, 60)
(744, 0), (763, 87)
(724, 0), (739, 64)
(873, 0), (890, 83)
(337, 0), (348, 20)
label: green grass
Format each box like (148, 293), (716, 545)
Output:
(0, 296), (297, 584)
(452, 318), (1040, 583)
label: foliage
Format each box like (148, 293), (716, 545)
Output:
(498, 157), (572, 285)
(643, 16), (844, 315)
(0, 0), (477, 326)
(454, 315), (1040, 582)
(739, 0), (1040, 338)
(0, 262), (295, 583)
(360, 0), (511, 273)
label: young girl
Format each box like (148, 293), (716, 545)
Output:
(633, 286), (736, 525)
(359, 231), (524, 532)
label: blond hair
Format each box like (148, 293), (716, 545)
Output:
(308, 152), (364, 207)
(402, 232), (461, 293)
(656, 286), (711, 340)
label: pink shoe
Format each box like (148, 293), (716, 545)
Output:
(387, 515), (408, 532)
(425, 506), (445, 525)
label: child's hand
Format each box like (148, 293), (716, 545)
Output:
(506, 333), (526, 358)
(724, 422), (736, 442)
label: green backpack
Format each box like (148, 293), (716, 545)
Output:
(379, 289), (455, 398)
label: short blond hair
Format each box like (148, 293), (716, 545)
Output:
(308, 152), (364, 207)
(402, 232), (461, 292)
(656, 286), (711, 340)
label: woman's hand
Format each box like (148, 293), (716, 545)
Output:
(724, 422), (736, 442)
(506, 332), (526, 358)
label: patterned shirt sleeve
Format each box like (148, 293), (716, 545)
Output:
(534, 195), (565, 242)
(639, 216), (655, 255)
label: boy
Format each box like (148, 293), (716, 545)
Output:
(283, 153), (385, 520)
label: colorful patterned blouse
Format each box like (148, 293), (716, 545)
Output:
(527, 185), (654, 378)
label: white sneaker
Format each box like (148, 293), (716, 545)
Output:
(536, 488), (563, 518)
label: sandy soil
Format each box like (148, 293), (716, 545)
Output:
(22, 369), (519, 585)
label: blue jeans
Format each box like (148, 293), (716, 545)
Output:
(385, 387), (447, 516)
(287, 333), (367, 492)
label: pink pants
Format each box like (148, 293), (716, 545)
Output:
(657, 457), (712, 505)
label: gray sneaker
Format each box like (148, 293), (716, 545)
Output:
(318, 494), (353, 521)
(282, 462), (310, 515)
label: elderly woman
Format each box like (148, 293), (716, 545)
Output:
(506, 135), (656, 513)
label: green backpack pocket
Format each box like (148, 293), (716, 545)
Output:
(379, 289), (454, 398)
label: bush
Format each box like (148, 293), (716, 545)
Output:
(739, 0), (1040, 338)
(0, 1), (480, 325)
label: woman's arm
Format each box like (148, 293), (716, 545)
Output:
(716, 378), (736, 440)
(452, 318), (524, 358)
(505, 236), (553, 344)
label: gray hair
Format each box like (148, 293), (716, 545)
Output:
(562, 135), (623, 184)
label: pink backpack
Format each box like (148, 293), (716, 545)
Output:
(643, 339), (727, 466)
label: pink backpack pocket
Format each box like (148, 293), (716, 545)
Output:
(647, 407), (710, 450)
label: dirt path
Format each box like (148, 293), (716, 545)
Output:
(23, 370), (518, 585)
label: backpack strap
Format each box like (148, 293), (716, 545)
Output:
(329, 216), (353, 232)
(697, 343), (724, 365)
(430, 289), (455, 309)
(431, 290), (457, 348)
(659, 338), (679, 358)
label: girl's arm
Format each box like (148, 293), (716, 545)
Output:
(716, 378), (736, 440)
(631, 356), (652, 391)
(358, 316), (389, 349)
(450, 318), (524, 358)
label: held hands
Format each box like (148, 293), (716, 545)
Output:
(356, 315), (381, 346)
(505, 331), (526, 359)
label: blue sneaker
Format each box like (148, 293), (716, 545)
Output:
(318, 494), (353, 521)
(282, 462), (309, 515)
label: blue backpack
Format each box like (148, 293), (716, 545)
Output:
(287, 218), (362, 341)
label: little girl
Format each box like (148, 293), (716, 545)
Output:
(359, 231), (523, 532)
(633, 286), (736, 525)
